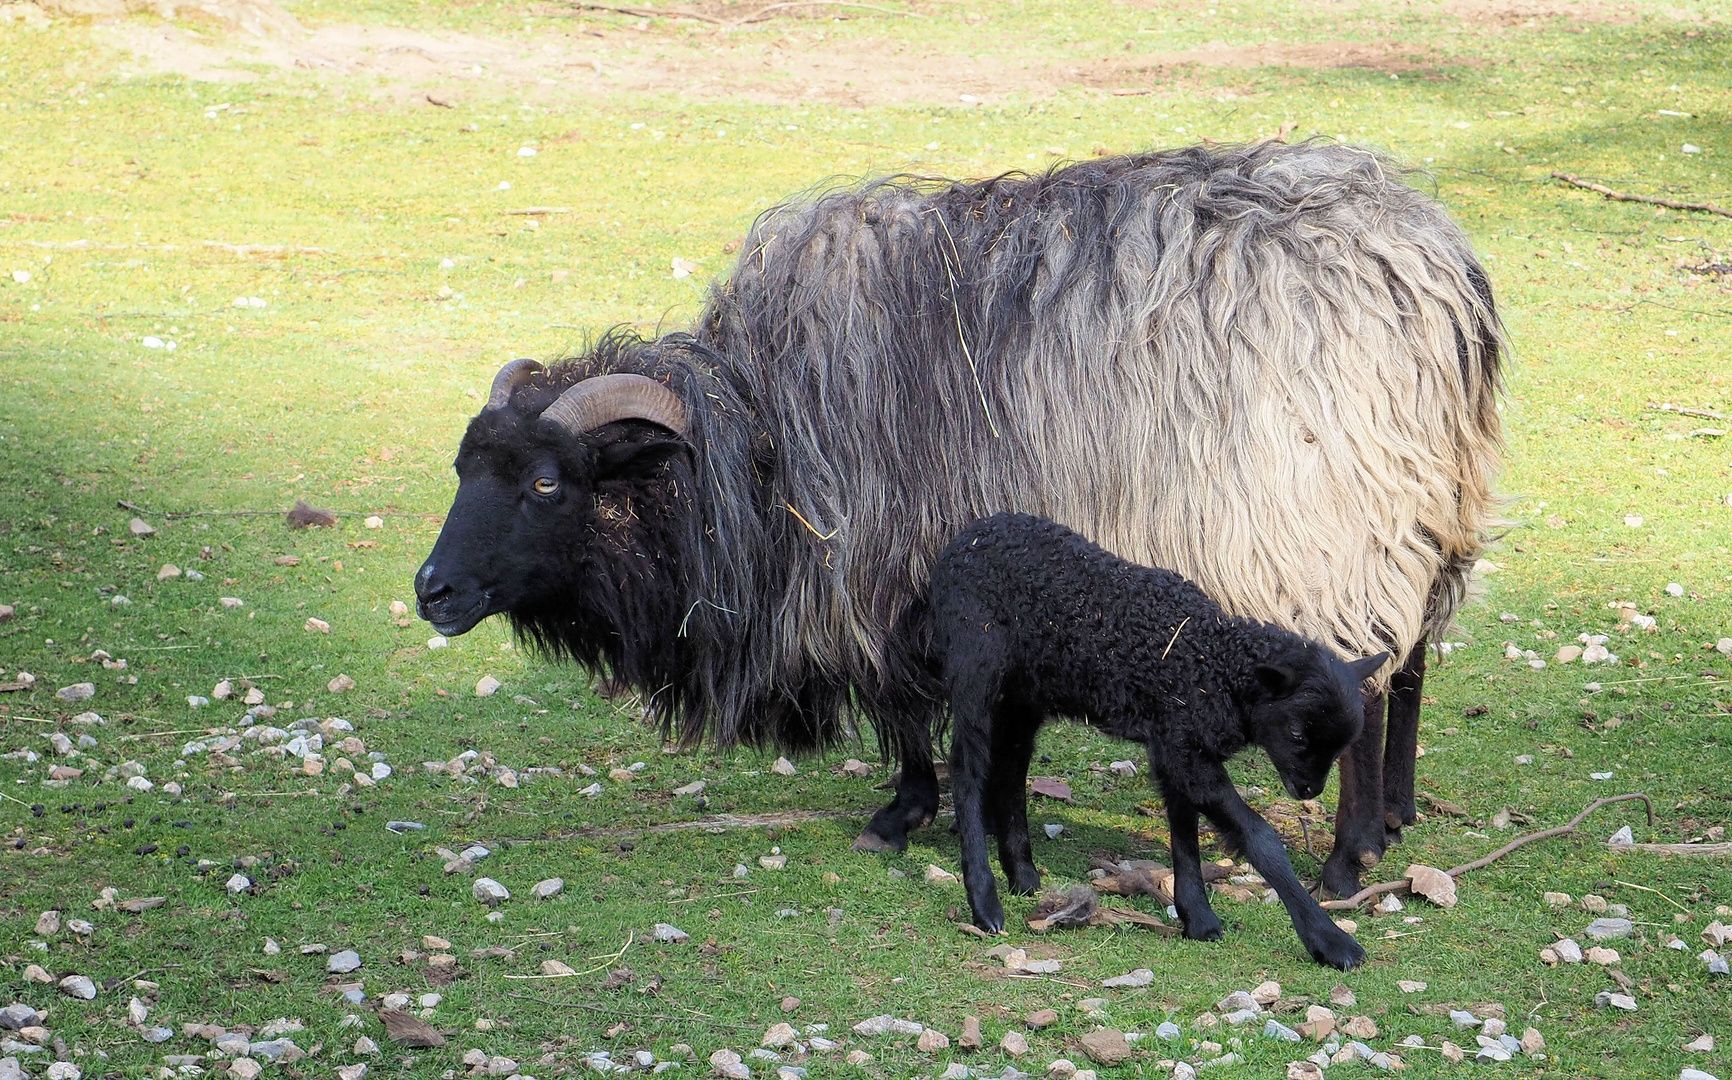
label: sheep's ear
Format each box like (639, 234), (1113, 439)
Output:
(1252, 664), (1300, 700)
(595, 436), (683, 480)
(1346, 652), (1391, 684)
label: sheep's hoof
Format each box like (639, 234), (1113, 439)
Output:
(850, 829), (903, 854)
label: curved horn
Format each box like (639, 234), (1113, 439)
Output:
(484, 358), (545, 412)
(540, 373), (689, 438)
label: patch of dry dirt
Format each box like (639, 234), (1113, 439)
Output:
(1083, 40), (1465, 91)
(1433, 0), (1708, 26)
(33, 0), (1717, 106)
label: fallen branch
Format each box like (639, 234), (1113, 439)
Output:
(1651, 401), (1729, 422)
(1320, 793), (1654, 911)
(565, 2), (722, 22)
(1552, 173), (1732, 218)
(1609, 841), (1732, 856)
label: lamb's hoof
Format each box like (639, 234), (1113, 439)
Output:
(850, 829), (903, 854)
(1182, 920), (1224, 943)
(972, 905), (1005, 935)
(1308, 929), (1367, 971)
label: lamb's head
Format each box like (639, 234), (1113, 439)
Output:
(1245, 645), (1388, 801)
(415, 359), (690, 637)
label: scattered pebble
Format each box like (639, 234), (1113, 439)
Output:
(1396, 980), (1426, 993)
(771, 757), (797, 777)
(1000, 1031), (1029, 1056)
(1263, 1020), (1301, 1042)
(476, 676), (502, 697)
(55, 683), (96, 703)
(531, 878), (564, 899)
(327, 950), (362, 974)
(653, 923), (689, 943)
(924, 864), (958, 884)
(854, 1016), (923, 1037)
(1102, 969), (1153, 989)
(1078, 1030), (1130, 1066)
(1585, 917), (1634, 939)
(1595, 990), (1637, 1012)
(472, 878), (509, 905)
(58, 975), (97, 1000)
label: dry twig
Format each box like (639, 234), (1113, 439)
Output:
(1552, 173), (1732, 218)
(1319, 793), (1654, 910)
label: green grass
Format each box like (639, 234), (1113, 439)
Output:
(1, 2), (1730, 1078)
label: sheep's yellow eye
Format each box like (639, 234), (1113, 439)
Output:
(533, 477), (559, 495)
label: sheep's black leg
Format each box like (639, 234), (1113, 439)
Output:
(1381, 643), (1427, 845)
(1161, 785), (1223, 943)
(1195, 770), (1365, 971)
(853, 729), (939, 854)
(987, 701), (1042, 896)
(1319, 685), (1387, 898)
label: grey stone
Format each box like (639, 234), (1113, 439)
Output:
(1449, 1010), (1482, 1028)
(56, 683), (96, 703)
(1476, 1044), (1512, 1063)
(1155, 1022), (1181, 1042)
(1584, 918), (1634, 940)
(852, 1016), (924, 1037)
(58, 974), (97, 1000)
(1262, 1020), (1301, 1042)
(142, 1027), (175, 1043)
(0, 1057), (24, 1080)
(472, 878), (509, 905)
(1101, 968), (1153, 989)
(653, 923), (689, 943)
(0, 1006), (41, 1032)
(1553, 939), (1584, 964)
(248, 1039), (305, 1063)
(531, 878), (564, 899)
(1214, 991), (1261, 1014)
(1594, 991), (1637, 1012)
(1221, 1009), (1261, 1026)
(327, 950), (362, 974)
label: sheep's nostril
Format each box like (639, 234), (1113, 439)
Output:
(415, 563), (449, 603)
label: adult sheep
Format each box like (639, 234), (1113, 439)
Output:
(414, 139), (1504, 897)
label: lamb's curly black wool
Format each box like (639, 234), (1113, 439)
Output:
(930, 513), (1385, 969)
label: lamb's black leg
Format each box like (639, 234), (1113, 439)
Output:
(1162, 787), (1223, 942)
(1381, 643), (1427, 845)
(987, 701), (1041, 896)
(853, 730), (940, 854)
(1319, 685), (1387, 899)
(1196, 769), (1365, 971)
(946, 671), (1009, 932)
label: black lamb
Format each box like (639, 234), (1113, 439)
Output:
(929, 513), (1386, 970)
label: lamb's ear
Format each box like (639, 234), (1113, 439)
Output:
(1346, 652), (1391, 684)
(1252, 664), (1300, 700)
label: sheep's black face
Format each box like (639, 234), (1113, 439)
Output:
(415, 413), (683, 637)
(1250, 648), (1387, 801)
